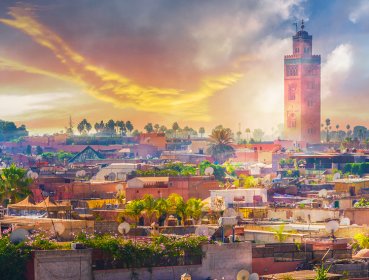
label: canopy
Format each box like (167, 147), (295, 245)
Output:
(34, 197), (71, 212)
(8, 196), (36, 209)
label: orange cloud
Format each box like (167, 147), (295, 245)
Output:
(0, 6), (242, 121)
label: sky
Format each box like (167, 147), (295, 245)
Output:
(0, 0), (368, 136)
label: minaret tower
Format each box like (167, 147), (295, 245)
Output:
(284, 20), (321, 143)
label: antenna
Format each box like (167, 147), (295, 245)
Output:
(293, 22), (298, 33)
(236, 270), (250, 280)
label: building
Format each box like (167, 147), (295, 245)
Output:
(126, 176), (220, 201)
(334, 178), (369, 196)
(284, 20), (321, 143)
(210, 188), (268, 209)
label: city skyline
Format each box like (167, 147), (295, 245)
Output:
(0, 0), (369, 134)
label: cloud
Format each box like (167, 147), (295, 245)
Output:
(0, 93), (72, 118)
(0, 5), (242, 121)
(322, 43), (353, 98)
(349, 0), (369, 23)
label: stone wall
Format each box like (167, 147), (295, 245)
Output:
(30, 243), (252, 280)
(33, 249), (92, 280)
(94, 242), (252, 280)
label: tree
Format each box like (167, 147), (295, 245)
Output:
(0, 120), (28, 141)
(207, 126), (235, 163)
(252, 129), (265, 142)
(126, 121), (134, 135)
(199, 160), (226, 181)
(115, 121), (126, 136)
(155, 198), (168, 225)
(25, 145), (32, 155)
(273, 224), (287, 243)
(245, 128), (251, 142)
(154, 124), (160, 133)
(106, 120), (116, 135)
(85, 121), (92, 134)
(35, 146), (43, 155)
(323, 118), (331, 143)
(167, 193), (187, 225)
(186, 198), (204, 223)
(141, 194), (158, 224)
(0, 164), (32, 205)
(159, 125), (167, 133)
(172, 122), (180, 138)
(199, 127), (205, 138)
(124, 200), (144, 226)
(144, 123), (154, 133)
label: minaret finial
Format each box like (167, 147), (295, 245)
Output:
(301, 19), (305, 30)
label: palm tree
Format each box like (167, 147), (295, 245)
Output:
(324, 118), (331, 143)
(141, 194), (158, 224)
(207, 126), (235, 163)
(126, 121), (134, 135)
(186, 198), (204, 223)
(155, 198), (168, 226)
(0, 164), (32, 205)
(245, 128), (251, 142)
(124, 200), (144, 227)
(199, 127), (205, 138)
(167, 193), (187, 225)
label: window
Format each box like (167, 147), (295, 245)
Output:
(287, 113), (296, 128)
(286, 65), (298, 76)
(295, 48), (299, 53)
(304, 47), (309, 53)
(307, 99), (314, 107)
(308, 128), (315, 134)
(288, 84), (296, 100)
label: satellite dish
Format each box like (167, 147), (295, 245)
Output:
(333, 173), (341, 180)
(195, 225), (210, 236)
(118, 222), (130, 234)
(31, 172), (39, 180)
(223, 208), (237, 217)
(204, 167), (214, 176)
(76, 170), (86, 178)
(27, 170), (33, 178)
(53, 223), (65, 235)
(249, 273), (259, 280)
(10, 228), (29, 244)
(325, 220), (339, 233)
(236, 269), (250, 280)
(116, 184), (123, 192)
(340, 217), (350, 226)
(318, 189), (328, 198)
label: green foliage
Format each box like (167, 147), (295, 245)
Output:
(40, 151), (74, 163)
(353, 233), (369, 249)
(354, 198), (369, 208)
(0, 164), (32, 205)
(273, 224), (287, 243)
(0, 120), (28, 142)
(199, 160), (226, 181)
(344, 163), (369, 176)
(74, 232), (208, 268)
(207, 126), (235, 163)
(314, 263), (331, 280)
(234, 175), (257, 188)
(0, 236), (30, 280)
(135, 163), (196, 177)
